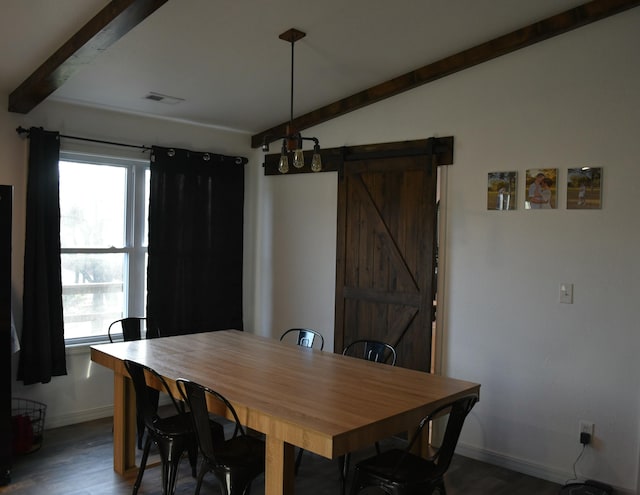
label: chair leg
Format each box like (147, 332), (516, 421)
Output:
(167, 460), (183, 495)
(294, 448), (304, 474)
(339, 453), (351, 495)
(194, 464), (207, 495)
(227, 472), (255, 495)
(349, 469), (359, 495)
(187, 435), (198, 478)
(160, 457), (182, 495)
(158, 442), (184, 495)
(433, 479), (447, 495)
(133, 436), (152, 495)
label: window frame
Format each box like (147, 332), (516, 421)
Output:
(59, 150), (150, 346)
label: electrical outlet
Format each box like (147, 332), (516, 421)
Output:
(579, 420), (594, 442)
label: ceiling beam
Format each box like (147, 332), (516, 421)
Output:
(8, 0), (168, 114)
(251, 0), (640, 148)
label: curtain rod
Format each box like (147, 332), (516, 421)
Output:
(15, 126), (249, 164)
(16, 126), (151, 151)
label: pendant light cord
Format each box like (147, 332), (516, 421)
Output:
(289, 39), (295, 128)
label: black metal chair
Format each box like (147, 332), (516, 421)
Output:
(339, 339), (398, 493)
(279, 328), (325, 474)
(279, 328), (325, 350)
(342, 339), (397, 365)
(124, 360), (204, 495)
(108, 316), (160, 342)
(109, 317), (161, 449)
(350, 393), (479, 495)
(177, 379), (265, 495)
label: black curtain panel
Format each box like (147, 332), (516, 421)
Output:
(17, 127), (67, 385)
(147, 146), (245, 336)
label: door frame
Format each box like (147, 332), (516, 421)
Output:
(433, 164), (449, 376)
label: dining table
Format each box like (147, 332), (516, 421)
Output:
(90, 329), (480, 495)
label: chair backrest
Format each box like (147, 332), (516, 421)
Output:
(342, 339), (397, 365)
(177, 379), (244, 463)
(280, 328), (324, 350)
(404, 393), (478, 476)
(108, 317), (160, 343)
(124, 360), (184, 430)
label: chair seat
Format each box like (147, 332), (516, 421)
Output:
(356, 448), (441, 484)
(151, 415), (224, 440)
(211, 434), (265, 473)
(151, 414), (192, 437)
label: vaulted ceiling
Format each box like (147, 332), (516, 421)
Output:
(2, 0), (637, 145)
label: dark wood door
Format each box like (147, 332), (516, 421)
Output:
(335, 148), (437, 372)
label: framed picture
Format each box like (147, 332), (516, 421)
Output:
(487, 172), (517, 210)
(525, 168), (557, 209)
(567, 167), (602, 209)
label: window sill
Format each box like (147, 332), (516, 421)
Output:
(65, 340), (109, 356)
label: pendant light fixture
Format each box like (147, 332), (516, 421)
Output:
(261, 28), (322, 174)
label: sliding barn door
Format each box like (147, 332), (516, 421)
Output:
(335, 148), (438, 372)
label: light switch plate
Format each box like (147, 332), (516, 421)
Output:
(559, 283), (573, 304)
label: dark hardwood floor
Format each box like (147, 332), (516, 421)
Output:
(2, 416), (562, 494)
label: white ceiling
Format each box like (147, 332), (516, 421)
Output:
(1, 0), (590, 135)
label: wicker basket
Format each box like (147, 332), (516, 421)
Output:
(11, 398), (47, 454)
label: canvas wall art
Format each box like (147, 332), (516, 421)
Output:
(567, 167), (602, 209)
(487, 171), (517, 210)
(525, 168), (557, 209)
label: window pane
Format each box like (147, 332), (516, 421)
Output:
(59, 161), (126, 248)
(61, 253), (125, 340)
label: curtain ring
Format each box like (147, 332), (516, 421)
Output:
(235, 157), (243, 165)
(167, 148), (175, 157)
(203, 153), (210, 161)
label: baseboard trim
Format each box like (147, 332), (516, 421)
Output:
(456, 442), (568, 485)
(45, 405), (114, 430)
(44, 396), (173, 430)
(455, 443), (634, 495)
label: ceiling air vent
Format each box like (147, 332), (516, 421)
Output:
(143, 92), (184, 105)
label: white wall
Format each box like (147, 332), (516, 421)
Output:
(2, 6), (639, 494)
(251, 8), (640, 494)
(246, 162), (338, 348)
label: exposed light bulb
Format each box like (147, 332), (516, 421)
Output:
(293, 149), (305, 169)
(278, 140), (289, 174)
(278, 154), (289, 174)
(311, 145), (322, 172)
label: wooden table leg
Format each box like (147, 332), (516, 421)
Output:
(112, 372), (137, 475)
(265, 436), (295, 495)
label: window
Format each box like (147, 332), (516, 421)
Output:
(59, 151), (149, 344)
